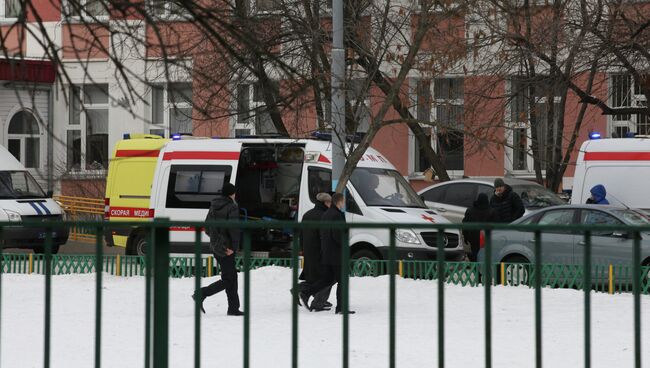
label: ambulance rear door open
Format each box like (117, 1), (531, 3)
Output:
(152, 141), (243, 248)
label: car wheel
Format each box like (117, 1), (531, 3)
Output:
(33, 245), (59, 254)
(351, 248), (380, 276)
(127, 233), (147, 256)
(351, 248), (379, 261)
(502, 255), (530, 286)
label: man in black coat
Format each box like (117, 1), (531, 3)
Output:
(490, 178), (525, 223)
(462, 193), (498, 261)
(298, 192), (333, 311)
(300, 193), (355, 314)
(193, 183), (244, 316)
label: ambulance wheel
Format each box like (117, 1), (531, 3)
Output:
(351, 248), (380, 261)
(127, 233), (147, 256)
(33, 245), (60, 254)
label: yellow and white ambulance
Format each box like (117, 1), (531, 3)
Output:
(106, 135), (465, 260)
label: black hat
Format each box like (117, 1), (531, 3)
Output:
(494, 178), (505, 188)
(222, 183), (236, 197)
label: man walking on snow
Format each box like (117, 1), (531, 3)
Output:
(300, 193), (355, 314)
(193, 182), (244, 316)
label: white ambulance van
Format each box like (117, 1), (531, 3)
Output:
(0, 145), (68, 253)
(571, 137), (650, 210)
(146, 137), (464, 260)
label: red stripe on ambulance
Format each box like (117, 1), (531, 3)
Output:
(115, 150), (160, 158)
(162, 151), (240, 161)
(584, 152), (650, 161)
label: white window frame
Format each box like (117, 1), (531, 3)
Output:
(408, 77), (465, 179)
(5, 108), (43, 170)
(0, 0), (21, 21)
(63, 0), (110, 22)
(233, 81), (279, 136)
(349, 78), (371, 134)
(149, 82), (193, 137)
(148, 0), (193, 20)
(609, 73), (649, 137)
(66, 84), (109, 173)
(505, 79), (560, 176)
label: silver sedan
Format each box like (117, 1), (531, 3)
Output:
(477, 205), (650, 284)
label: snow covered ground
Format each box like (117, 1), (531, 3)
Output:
(1, 267), (649, 368)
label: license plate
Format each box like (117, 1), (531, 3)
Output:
(38, 232), (57, 239)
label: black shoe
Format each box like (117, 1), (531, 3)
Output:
(227, 310), (245, 316)
(311, 305), (332, 312)
(323, 301), (333, 308)
(192, 293), (206, 314)
(299, 292), (311, 310)
(335, 309), (356, 315)
(291, 288), (303, 306)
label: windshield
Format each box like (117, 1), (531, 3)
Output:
(350, 168), (425, 208)
(512, 184), (565, 209)
(612, 210), (650, 225)
(0, 171), (46, 199)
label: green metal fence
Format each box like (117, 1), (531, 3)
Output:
(0, 220), (649, 368)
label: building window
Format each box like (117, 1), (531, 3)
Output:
(150, 82), (193, 137)
(509, 78), (560, 171)
(7, 110), (40, 168)
(1, 0), (22, 18)
(235, 81), (279, 136)
(413, 78), (464, 173)
(67, 84), (109, 171)
(65, 0), (109, 18)
(349, 79), (371, 133)
(610, 74), (649, 137)
(255, 0), (280, 12)
(150, 0), (191, 18)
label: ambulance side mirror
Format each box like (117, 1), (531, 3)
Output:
(46, 190), (53, 198)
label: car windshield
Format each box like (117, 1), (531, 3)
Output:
(612, 210), (650, 225)
(512, 184), (565, 209)
(350, 168), (426, 208)
(0, 171), (46, 199)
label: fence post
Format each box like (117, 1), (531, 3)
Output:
(193, 229), (202, 368)
(436, 230), (445, 368)
(534, 230), (542, 368)
(291, 233), (300, 368)
(0, 227), (3, 360)
(388, 228), (396, 368)
(29, 253), (33, 274)
(583, 230), (592, 368)
(44, 227), (53, 368)
(608, 264), (613, 295)
(95, 226), (103, 368)
(483, 228), (492, 368)
(341, 227), (350, 368)
(500, 263), (505, 287)
(632, 231), (641, 368)
(116, 254), (121, 277)
(152, 223), (170, 368)
(243, 229), (252, 368)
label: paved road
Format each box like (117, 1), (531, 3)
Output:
(3, 240), (125, 255)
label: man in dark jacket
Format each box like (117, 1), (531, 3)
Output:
(300, 193), (355, 314)
(490, 178), (525, 223)
(462, 193), (498, 262)
(298, 192), (333, 311)
(193, 182), (244, 316)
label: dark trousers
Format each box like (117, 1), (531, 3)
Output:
(201, 254), (240, 312)
(304, 264), (341, 310)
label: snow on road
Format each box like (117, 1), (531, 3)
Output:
(1, 267), (649, 367)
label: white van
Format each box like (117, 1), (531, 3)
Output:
(0, 145), (68, 253)
(147, 137), (464, 260)
(571, 137), (650, 210)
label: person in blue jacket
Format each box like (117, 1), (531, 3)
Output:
(586, 184), (609, 204)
